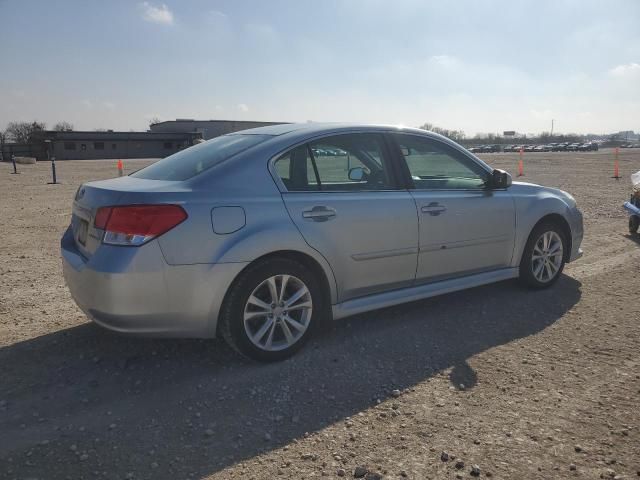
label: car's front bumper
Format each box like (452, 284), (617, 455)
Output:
(61, 226), (247, 338)
(567, 206), (584, 263)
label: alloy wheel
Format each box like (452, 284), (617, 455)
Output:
(243, 275), (313, 351)
(531, 231), (564, 283)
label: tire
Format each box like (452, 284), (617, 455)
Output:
(518, 222), (567, 289)
(630, 216), (640, 235)
(219, 257), (323, 362)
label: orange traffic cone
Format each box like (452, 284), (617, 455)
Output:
(117, 159), (124, 177)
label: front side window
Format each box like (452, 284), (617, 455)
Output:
(132, 134), (271, 181)
(94, 142), (104, 150)
(274, 133), (395, 191)
(393, 134), (489, 190)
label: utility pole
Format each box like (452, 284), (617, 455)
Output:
(551, 119), (554, 138)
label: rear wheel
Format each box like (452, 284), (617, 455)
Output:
(219, 258), (322, 362)
(519, 223), (567, 289)
(629, 216), (639, 235)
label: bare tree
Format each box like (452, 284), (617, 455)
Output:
(53, 121), (74, 132)
(4, 121), (47, 144)
(149, 117), (161, 127)
(419, 122), (466, 142)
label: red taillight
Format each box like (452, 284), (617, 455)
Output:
(94, 207), (113, 229)
(95, 205), (187, 246)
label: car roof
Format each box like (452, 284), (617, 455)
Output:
(229, 122), (428, 138)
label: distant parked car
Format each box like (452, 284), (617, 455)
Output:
(567, 143), (582, 151)
(534, 145), (552, 152)
(524, 145), (536, 152)
(575, 143), (597, 152)
(487, 144), (502, 153)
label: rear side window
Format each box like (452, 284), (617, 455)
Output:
(274, 146), (319, 191)
(274, 133), (395, 191)
(132, 134), (271, 181)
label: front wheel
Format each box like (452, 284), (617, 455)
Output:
(219, 258), (322, 362)
(519, 223), (567, 289)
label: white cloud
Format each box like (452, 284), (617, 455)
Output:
(428, 55), (460, 68)
(207, 10), (228, 22)
(140, 2), (174, 25)
(609, 62), (640, 77)
(82, 99), (93, 109)
(237, 103), (249, 112)
(102, 101), (116, 110)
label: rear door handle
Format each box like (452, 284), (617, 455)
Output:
(302, 206), (336, 221)
(421, 203), (447, 216)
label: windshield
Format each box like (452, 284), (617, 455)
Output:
(131, 134), (271, 181)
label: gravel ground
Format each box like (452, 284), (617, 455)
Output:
(1, 149), (639, 480)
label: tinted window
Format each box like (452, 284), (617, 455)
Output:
(132, 134), (271, 181)
(393, 134), (489, 190)
(274, 133), (395, 191)
(274, 146), (319, 191)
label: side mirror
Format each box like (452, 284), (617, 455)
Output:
(348, 167), (365, 181)
(490, 169), (512, 189)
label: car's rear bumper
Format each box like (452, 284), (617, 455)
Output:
(61, 226), (247, 338)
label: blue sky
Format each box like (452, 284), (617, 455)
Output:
(1, 0), (639, 135)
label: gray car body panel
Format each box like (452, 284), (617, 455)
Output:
(61, 123), (583, 338)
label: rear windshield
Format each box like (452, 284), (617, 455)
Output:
(131, 134), (271, 181)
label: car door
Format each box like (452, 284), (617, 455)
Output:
(389, 133), (516, 283)
(273, 132), (419, 302)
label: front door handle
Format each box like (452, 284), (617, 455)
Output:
(421, 203), (447, 216)
(302, 206), (336, 221)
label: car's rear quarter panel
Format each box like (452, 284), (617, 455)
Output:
(155, 153), (339, 304)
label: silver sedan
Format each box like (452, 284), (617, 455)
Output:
(62, 123), (583, 361)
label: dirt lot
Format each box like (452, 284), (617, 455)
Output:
(1, 149), (639, 480)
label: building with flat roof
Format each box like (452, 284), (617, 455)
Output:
(149, 119), (288, 140)
(30, 130), (202, 160)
